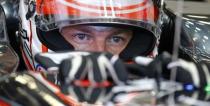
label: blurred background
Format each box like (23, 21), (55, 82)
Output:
(166, 0), (210, 15)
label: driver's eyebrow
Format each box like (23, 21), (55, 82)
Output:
(111, 29), (132, 36)
(73, 26), (132, 36)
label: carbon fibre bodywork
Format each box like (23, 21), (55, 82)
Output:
(180, 14), (210, 62)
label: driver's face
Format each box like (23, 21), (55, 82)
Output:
(60, 25), (133, 55)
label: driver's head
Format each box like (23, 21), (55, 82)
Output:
(35, 0), (162, 60)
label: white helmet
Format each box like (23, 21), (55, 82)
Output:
(18, 0), (162, 71)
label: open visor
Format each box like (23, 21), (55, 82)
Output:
(35, 0), (160, 37)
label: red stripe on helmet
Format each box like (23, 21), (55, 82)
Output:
(36, 0), (158, 21)
(42, 44), (48, 53)
(65, 0), (149, 11)
(20, 47), (34, 71)
(29, 21), (33, 51)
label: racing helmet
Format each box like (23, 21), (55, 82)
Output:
(19, 0), (162, 70)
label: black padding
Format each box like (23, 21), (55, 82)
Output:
(88, 54), (104, 82)
(112, 56), (128, 82)
(120, 29), (156, 60)
(176, 67), (194, 84)
(158, 8), (176, 54)
(34, 54), (58, 69)
(37, 29), (74, 51)
(74, 56), (88, 80)
(195, 61), (208, 88)
(59, 58), (72, 83)
(73, 86), (85, 102)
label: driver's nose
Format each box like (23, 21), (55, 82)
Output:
(92, 41), (107, 52)
(87, 39), (107, 53)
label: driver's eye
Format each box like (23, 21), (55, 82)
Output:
(108, 36), (125, 44)
(73, 33), (92, 43)
(75, 34), (88, 40)
(112, 36), (123, 43)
